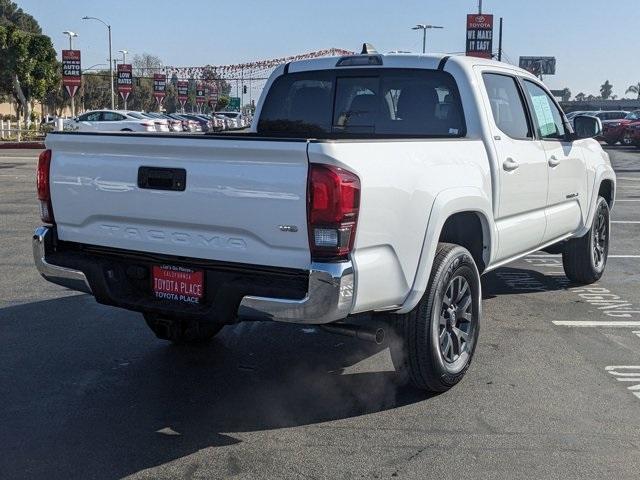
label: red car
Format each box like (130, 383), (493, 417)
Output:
(601, 110), (640, 145)
(628, 122), (640, 148)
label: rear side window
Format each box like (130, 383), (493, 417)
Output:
(258, 68), (465, 138)
(103, 112), (126, 121)
(482, 73), (531, 139)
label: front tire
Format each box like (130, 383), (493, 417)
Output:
(395, 243), (481, 392)
(562, 196), (610, 284)
(144, 313), (224, 344)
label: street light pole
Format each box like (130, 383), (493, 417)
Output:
(82, 16), (114, 109)
(108, 24), (113, 109)
(412, 24), (444, 54)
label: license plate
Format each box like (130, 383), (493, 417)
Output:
(152, 265), (204, 304)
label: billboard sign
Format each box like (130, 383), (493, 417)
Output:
(61, 49), (81, 98)
(153, 74), (167, 104)
(519, 57), (556, 76)
(466, 14), (494, 59)
(117, 64), (133, 101)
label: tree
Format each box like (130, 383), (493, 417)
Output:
(80, 71), (112, 111)
(575, 92), (586, 102)
(0, 0), (41, 33)
(129, 53), (163, 111)
(560, 88), (571, 102)
(625, 82), (640, 100)
(0, 24), (59, 125)
(600, 80), (613, 100)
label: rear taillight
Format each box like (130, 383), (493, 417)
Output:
(307, 164), (360, 261)
(141, 122), (154, 127)
(37, 149), (54, 224)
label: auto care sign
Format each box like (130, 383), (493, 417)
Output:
(196, 83), (205, 105)
(117, 64), (133, 101)
(62, 50), (81, 98)
(177, 80), (189, 108)
(466, 14), (494, 59)
(153, 74), (167, 105)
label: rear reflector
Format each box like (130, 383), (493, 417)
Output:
(37, 149), (54, 224)
(307, 164), (360, 260)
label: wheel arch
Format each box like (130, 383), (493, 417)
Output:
(576, 166), (616, 238)
(396, 187), (494, 314)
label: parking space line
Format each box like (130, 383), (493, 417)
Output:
(611, 221), (640, 224)
(553, 321), (640, 327)
(527, 254), (640, 258)
(615, 199), (640, 202)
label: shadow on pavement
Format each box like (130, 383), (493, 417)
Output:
(0, 295), (427, 479)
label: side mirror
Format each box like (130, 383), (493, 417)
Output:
(573, 115), (602, 139)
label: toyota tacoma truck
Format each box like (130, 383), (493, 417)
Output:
(33, 49), (616, 392)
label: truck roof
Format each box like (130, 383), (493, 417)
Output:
(286, 52), (537, 80)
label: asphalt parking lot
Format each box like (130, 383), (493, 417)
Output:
(1, 146), (639, 479)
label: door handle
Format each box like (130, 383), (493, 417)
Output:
(548, 156), (561, 167)
(503, 158), (519, 171)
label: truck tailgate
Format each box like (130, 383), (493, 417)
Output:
(47, 133), (311, 270)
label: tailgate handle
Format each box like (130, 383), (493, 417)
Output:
(138, 167), (186, 191)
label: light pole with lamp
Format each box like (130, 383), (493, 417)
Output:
(62, 30), (77, 50)
(411, 24), (444, 54)
(82, 16), (114, 109)
(62, 31), (79, 117)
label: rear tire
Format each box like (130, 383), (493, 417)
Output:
(562, 196), (610, 284)
(604, 139), (617, 146)
(143, 313), (224, 344)
(393, 243), (481, 392)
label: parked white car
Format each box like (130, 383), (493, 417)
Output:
(132, 112), (171, 132)
(215, 111), (245, 129)
(34, 52), (615, 393)
(65, 110), (157, 132)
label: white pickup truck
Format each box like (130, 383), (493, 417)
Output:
(34, 50), (616, 392)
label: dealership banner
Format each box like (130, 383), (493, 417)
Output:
(177, 80), (189, 108)
(117, 64), (133, 101)
(62, 50), (82, 98)
(153, 74), (167, 105)
(466, 14), (494, 59)
(195, 83), (206, 105)
(208, 83), (219, 106)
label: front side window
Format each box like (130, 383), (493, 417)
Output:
(482, 73), (531, 139)
(523, 80), (567, 140)
(258, 68), (465, 137)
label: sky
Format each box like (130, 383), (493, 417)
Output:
(16, 0), (640, 99)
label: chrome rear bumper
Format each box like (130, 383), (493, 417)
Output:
(33, 226), (92, 294)
(32, 226), (354, 324)
(238, 262), (354, 324)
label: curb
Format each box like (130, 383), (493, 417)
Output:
(0, 142), (45, 149)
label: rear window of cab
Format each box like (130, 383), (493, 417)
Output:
(258, 68), (466, 138)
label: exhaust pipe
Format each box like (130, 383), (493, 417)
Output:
(321, 323), (385, 344)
